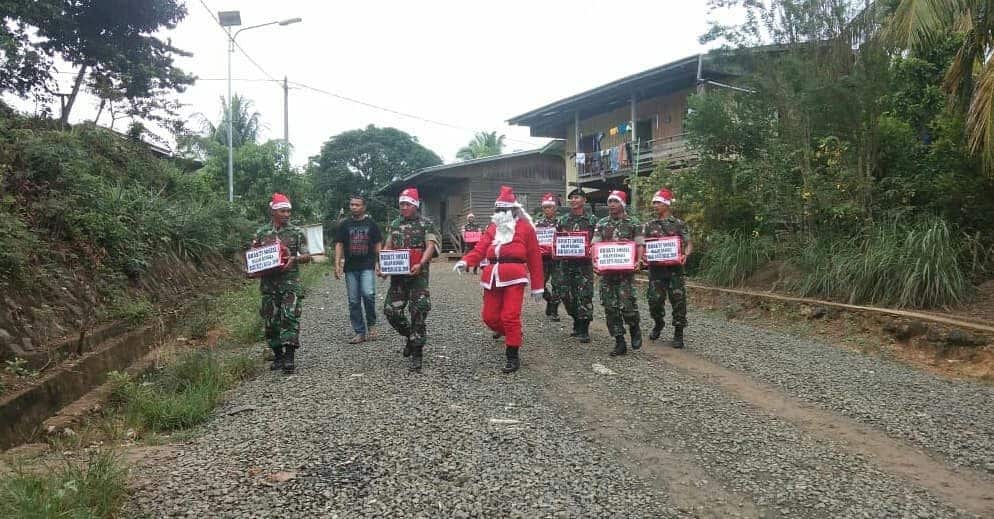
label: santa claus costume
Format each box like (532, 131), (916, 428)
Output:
(456, 186), (544, 373)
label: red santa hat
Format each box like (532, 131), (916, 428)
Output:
(652, 188), (674, 206)
(399, 187), (420, 208)
(494, 185), (520, 208)
(466, 213), (475, 218)
(541, 193), (557, 207)
(607, 190), (627, 207)
(270, 192), (292, 210)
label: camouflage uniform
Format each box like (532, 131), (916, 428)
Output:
(556, 211), (599, 322)
(534, 214), (561, 305)
(384, 214), (439, 348)
(462, 221), (482, 274)
(253, 222), (308, 351)
(592, 214), (644, 337)
(643, 216), (691, 328)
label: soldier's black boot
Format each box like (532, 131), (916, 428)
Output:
(610, 335), (627, 356)
(630, 325), (643, 351)
(282, 346), (295, 374)
(569, 319), (581, 337)
(269, 346), (284, 371)
(577, 320), (591, 343)
(402, 336), (413, 357)
(549, 302), (561, 322)
(649, 321), (665, 341)
(502, 347), (520, 374)
(672, 327), (685, 349)
(409, 344), (423, 372)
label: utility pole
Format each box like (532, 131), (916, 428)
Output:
(226, 27), (234, 203)
(283, 76), (289, 145)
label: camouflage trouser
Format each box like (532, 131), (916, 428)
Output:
(261, 289), (302, 350)
(648, 267), (688, 328)
(542, 258), (561, 304)
(556, 261), (594, 321)
(384, 273), (431, 347)
(599, 273), (640, 337)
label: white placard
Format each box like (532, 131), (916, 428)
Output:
(246, 244), (282, 274)
(645, 236), (681, 264)
(554, 234), (588, 258)
(379, 250), (411, 275)
(303, 224), (325, 255)
(593, 242), (636, 271)
(536, 226), (556, 246)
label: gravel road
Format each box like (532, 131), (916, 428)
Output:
(128, 268), (993, 518)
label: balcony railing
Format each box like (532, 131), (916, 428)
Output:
(576, 133), (697, 180)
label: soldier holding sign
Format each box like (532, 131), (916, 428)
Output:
(592, 190), (644, 356)
(382, 188), (439, 372)
(535, 193), (562, 322)
(462, 214), (482, 274)
(250, 193), (312, 374)
(555, 188), (599, 343)
(642, 188), (692, 348)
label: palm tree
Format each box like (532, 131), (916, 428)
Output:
(456, 131), (506, 160)
(203, 93), (264, 148)
(886, 0), (994, 172)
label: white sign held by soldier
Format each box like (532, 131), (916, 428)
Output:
(536, 226), (556, 247)
(554, 232), (588, 259)
(246, 243), (283, 275)
(645, 236), (682, 266)
(379, 249), (412, 275)
(592, 241), (637, 273)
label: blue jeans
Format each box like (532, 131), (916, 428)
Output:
(345, 269), (377, 335)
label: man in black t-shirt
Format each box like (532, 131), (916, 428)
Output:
(334, 195), (384, 343)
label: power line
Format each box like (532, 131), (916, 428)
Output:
(195, 0), (281, 83)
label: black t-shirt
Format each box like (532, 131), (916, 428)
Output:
(335, 216), (383, 272)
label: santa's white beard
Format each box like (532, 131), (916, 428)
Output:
(491, 211), (516, 245)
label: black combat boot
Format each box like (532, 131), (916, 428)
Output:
(409, 344), (423, 372)
(269, 346), (284, 371)
(630, 325), (643, 351)
(577, 320), (591, 343)
(282, 345), (295, 374)
(502, 347), (520, 373)
(402, 336), (413, 357)
(569, 319), (581, 337)
(610, 335), (627, 356)
(672, 327), (685, 349)
(649, 321), (665, 341)
(549, 302), (561, 322)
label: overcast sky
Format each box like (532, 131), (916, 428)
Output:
(10, 1), (725, 167)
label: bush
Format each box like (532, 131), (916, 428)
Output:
(698, 232), (777, 286)
(0, 450), (127, 519)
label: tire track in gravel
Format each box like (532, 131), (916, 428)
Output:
(577, 316), (994, 518)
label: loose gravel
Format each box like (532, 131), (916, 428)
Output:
(127, 269), (989, 518)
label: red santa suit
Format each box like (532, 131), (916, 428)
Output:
(460, 187), (544, 350)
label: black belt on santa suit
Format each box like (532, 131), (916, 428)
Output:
(487, 258), (526, 264)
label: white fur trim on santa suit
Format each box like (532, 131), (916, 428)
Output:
(270, 201), (292, 210)
(398, 195), (420, 207)
(652, 195), (672, 205)
(607, 193), (626, 206)
(494, 200), (518, 208)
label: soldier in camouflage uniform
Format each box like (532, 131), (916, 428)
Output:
(592, 190), (644, 356)
(251, 193), (312, 374)
(535, 193), (562, 322)
(382, 187), (439, 372)
(556, 188), (599, 343)
(462, 214), (482, 274)
(642, 188), (692, 348)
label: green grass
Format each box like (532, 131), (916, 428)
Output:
(0, 450), (127, 519)
(698, 232), (777, 286)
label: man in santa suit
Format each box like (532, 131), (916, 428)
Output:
(454, 186), (545, 373)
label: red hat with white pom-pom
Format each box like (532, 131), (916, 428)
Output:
(494, 185), (520, 208)
(652, 188), (674, 206)
(270, 193), (292, 210)
(541, 193), (557, 206)
(399, 187), (420, 207)
(607, 190), (627, 207)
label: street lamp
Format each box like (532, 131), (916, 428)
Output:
(218, 11), (302, 203)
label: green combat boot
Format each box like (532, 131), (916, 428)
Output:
(610, 335), (627, 356)
(630, 325), (643, 351)
(502, 347), (520, 374)
(282, 346), (295, 374)
(649, 321), (665, 341)
(672, 327), (685, 349)
(270, 346), (284, 371)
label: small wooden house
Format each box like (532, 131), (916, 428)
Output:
(378, 142), (566, 253)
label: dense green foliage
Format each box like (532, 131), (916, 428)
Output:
(638, 0), (994, 308)
(456, 130), (506, 160)
(0, 107), (249, 285)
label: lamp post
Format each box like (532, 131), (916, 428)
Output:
(218, 11), (302, 203)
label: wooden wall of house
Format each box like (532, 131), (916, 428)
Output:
(463, 155), (565, 221)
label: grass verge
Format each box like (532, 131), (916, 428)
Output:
(0, 450), (127, 518)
